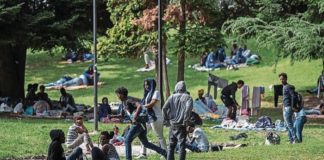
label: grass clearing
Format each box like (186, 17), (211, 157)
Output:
(1, 41), (323, 159)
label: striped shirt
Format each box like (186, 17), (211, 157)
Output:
(66, 124), (79, 144)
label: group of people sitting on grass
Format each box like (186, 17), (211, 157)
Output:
(48, 80), (218, 160)
(62, 49), (94, 63)
(200, 42), (261, 70)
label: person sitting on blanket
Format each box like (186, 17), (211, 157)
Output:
(91, 131), (120, 160)
(25, 83), (38, 108)
(205, 50), (225, 69)
(98, 97), (112, 122)
(221, 80), (244, 120)
(304, 103), (324, 115)
(194, 89), (217, 113)
(47, 129), (83, 160)
(109, 125), (126, 146)
(66, 115), (94, 154)
(83, 65), (100, 86)
(59, 88), (77, 113)
(179, 122), (209, 152)
(307, 70), (324, 95)
(37, 85), (52, 109)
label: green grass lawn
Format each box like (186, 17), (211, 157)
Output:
(1, 40), (324, 159)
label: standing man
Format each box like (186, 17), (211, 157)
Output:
(220, 80), (244, 120)
(279, 73), (296, 144)
(111, 87), (167, 160)
(163, 81), (193, 160)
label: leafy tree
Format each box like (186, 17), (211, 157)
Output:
(0, 0), (111, 100)
(99, 0), (225, 82)
(222, 0), (324, 69)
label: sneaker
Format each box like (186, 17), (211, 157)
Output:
(136, 154), (147, 159)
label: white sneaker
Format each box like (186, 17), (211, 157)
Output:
(136, 154), (147, 159)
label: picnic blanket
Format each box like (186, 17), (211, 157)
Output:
(211, 118), (287, 132)
(189, 63), (249, 72)
(46, 82), (104, 90)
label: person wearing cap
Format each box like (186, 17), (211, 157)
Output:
(66, 115), (93, 153)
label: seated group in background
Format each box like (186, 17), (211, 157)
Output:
(202, 45), (226, 69)
(44, 65), (100, 88)
(62, 49), (94, 62)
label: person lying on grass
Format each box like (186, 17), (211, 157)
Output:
(91, 131), (120, 160)
(48, 129), (83, 160)
(66, 115), (94, 154)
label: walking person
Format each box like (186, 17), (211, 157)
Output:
(163, 81), (193, 160)
(220, 80), (244, 120)
(278, 73), (297, 144)
(111, 87), (167, 160)
(137, 78), (167, 159)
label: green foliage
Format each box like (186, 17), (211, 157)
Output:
(0, 0), (111, 49)
(223, 0), (324, 67)
(98, 0), (155, 57)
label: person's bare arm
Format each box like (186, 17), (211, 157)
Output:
(143, 99), (158, 109)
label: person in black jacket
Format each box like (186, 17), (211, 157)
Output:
(47, 129), (83, 160)
(221, 80), (244, 120)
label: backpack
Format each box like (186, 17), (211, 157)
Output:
(265, 132), (280, 145)
(255, 116), (272, 128)
(292, 92), (303, 112)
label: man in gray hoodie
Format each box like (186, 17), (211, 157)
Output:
(163, 81), (193, 160)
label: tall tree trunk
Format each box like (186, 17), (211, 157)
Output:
(162, 37), (170, 98)
(177, 0), (186, 82)
(0, 44), (26, 101)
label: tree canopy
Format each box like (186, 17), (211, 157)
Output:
(222, 0), (324, 68)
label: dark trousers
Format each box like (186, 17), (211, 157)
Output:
(167, 125), (187, 160)
(66, 147), (83, 160)
(221, 95), (237, 120)
(274, 85), (283, 107)
(125, 123), (166, 160)
(91, 147), (105, 160)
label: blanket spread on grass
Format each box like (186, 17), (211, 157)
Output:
(46, 82), (104, 90)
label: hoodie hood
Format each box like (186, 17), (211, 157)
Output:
(49, 129), (64, 141)
(174, 81), (186, 93)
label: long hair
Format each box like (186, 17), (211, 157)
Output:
(141, 78), (156, 105)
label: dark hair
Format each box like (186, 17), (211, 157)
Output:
(39, 85), (45, 90)
(101, 131), (114, 140)
(60, 87), (66, 93)
(114, 125), (119, 130)
(278, 73), (288, 79)
(102, 97), (108, 103)
(115, 87), (128, 97)
(320, 103), (324, 109)
(237, 80), (244, 85)
(188, 122), (195, 128)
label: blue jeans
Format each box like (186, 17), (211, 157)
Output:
(62, 77), (83, 87)
(294, 116), (307, 143)
(125, 123), (166, 160)
(66, 147), (83, 160)
(44, 76), (72, 87)
(283, 107), (296, 142)
(186, 142), (200, 152)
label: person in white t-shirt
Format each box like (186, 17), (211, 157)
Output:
(186, 123), (209, 152)
(137, 78), (167, 159)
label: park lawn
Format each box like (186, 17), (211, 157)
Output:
(1, 40), (323, 159)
